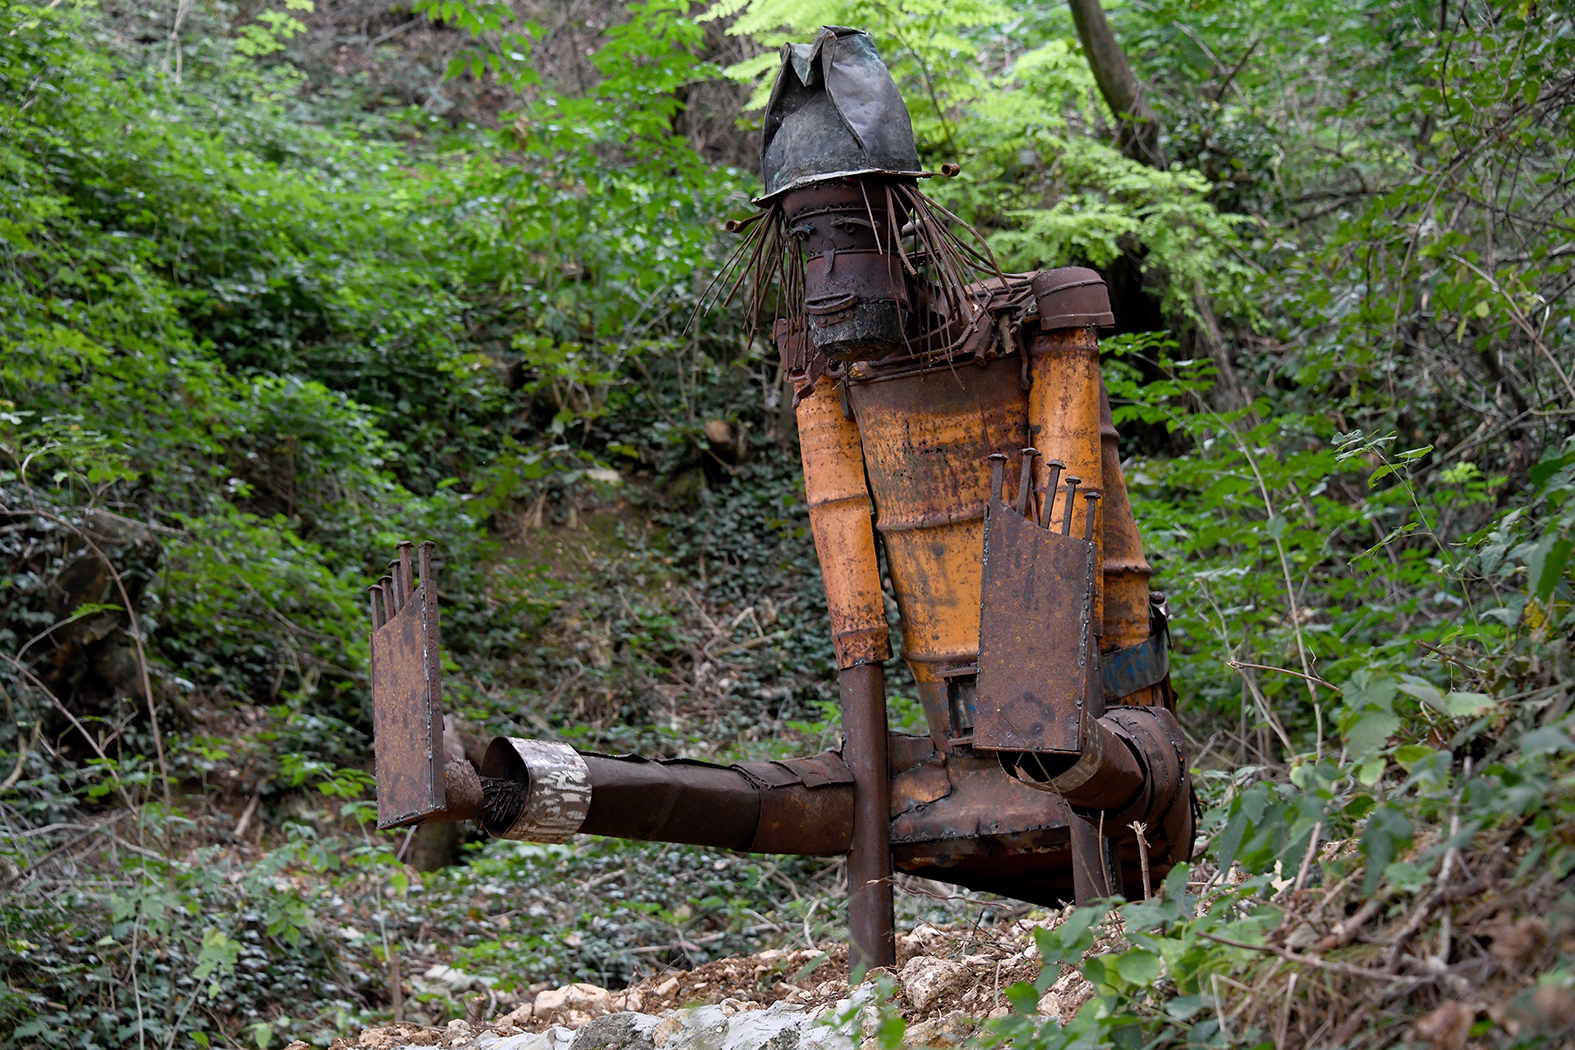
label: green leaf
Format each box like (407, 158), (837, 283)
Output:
(1442, 692), (1494, 717)
(1360, 807), (1414, 896)
(1519, 727), (1575, 757)
(1397, 680), (1445, 706)
(1529, 449), (1575, 488)
(1005, 980), (1039, 1014)
(1529, 536), (1572, 600)
(875, 1013), (905, 1049)
(1165, 995), (1206, 1021)
(193, 929), (239, 997)
(1114, 949), (1163, 986)
(1393, 744), (1435, 767)
(1345, 709), (1400, 762)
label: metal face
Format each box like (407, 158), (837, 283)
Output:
(370, 541), (446, 829)
(783, 183), (911, 361)
(972, 487), (1098, 754)
(802, 249), (909, 360)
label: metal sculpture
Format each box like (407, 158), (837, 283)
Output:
(367, 26), (1192, 971)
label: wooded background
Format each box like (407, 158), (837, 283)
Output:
(1, 0), (1572, 1046)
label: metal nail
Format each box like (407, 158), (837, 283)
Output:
(1061, 476), (1081, 535)
(1083, 491), (1101, 541)
(1039, 458), (1065, 528)
(418, 540), (435, 600)
(369, 585), (386, 629)
(1015, 448), (1039, 518)
(397, 540), (415, 600)
(388, 561), (405, 610)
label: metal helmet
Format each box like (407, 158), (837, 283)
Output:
(759, 27), (923, 202)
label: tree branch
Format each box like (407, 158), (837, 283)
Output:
(1066, 0), (1165, 167)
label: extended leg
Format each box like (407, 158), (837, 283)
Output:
(841, 662), (895, 968)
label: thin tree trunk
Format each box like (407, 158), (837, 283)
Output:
(1067, 0), (1253, 414)
(1067, 0), (1164, 168)
(1190, 280), (1251, 413)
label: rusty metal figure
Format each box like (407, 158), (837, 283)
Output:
(367, 27), (1192, 971)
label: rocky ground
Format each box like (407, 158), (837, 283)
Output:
(327, 915), (1098, 1050)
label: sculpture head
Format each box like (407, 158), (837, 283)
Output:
(712, 27), (995, 372)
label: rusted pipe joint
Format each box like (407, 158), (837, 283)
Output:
(999, 706), (1183, 835)
(416, 759), (484, 825)
(1001, 718), (1144, 811)
(1096, 707), (1186, 832)
(480, 739), (592, 842)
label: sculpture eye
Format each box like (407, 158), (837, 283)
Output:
(832, 216), (875, 233)
(789, 223), (815, 239)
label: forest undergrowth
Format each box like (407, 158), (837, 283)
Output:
(1, 0), (1572, 1046)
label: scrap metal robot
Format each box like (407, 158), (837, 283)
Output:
(367, 27), (1193, 969)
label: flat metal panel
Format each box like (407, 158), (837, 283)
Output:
(371, 581), (444, 829)
(972, 503), (1096, 753)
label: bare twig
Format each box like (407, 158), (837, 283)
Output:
(232, 788), (263, 840)
(1228, 660), (1341, 692)
(1193, 929), (1423, 983)
(1292, 821), (1321, 894)
(1130, 821), (1152, 900)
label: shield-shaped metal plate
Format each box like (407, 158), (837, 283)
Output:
(370, 543), (445, 829)
(971, 504), (1096, 753)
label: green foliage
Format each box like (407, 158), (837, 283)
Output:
(710, 0), (1252, 315)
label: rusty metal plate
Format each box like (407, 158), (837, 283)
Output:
(890, 757), (952, 818)
(889, 749), (1070, 844)
(777, 751), (856, 788)
(971, 502), (1096, 753)
(371, 543), (445, 829)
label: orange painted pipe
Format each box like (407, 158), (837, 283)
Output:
(1097, 380), (1159, 705)
(795, 376), (890, 669)
(1028, 326), (1105, 634)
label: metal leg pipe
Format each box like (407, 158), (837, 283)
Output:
(1069, 811), (1115, 905)
(477, 739), (857, 855)
(841, 662), (896, 969)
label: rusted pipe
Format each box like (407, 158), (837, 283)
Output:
(841, 662), (896, 969)
(1029, 270), (1110, 633)
(1029, 326), (1104, 634)
(1070, 813), (1116, 902)
(796, 375), (890, 669)
(418, 759), (484, 824)
(477, 738), (855, 856)
(427, 712), (1188, 908)
(1098, 381), (1159, 705)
